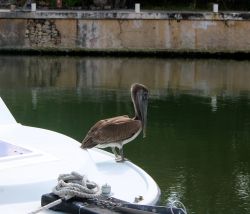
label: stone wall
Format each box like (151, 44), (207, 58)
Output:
(25, 20), (61, 47)
(0, 10), (250, 54)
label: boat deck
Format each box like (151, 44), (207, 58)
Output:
(0, 97), (160, 214)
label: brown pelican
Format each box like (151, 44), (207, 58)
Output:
(81, 83), (149, 162)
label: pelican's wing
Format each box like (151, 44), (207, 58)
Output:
(96, 117), (141, 144)
(81, 116), (141, 148)
(81, 115), (129, 148)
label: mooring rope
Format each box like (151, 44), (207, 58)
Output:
(53, 171), (101, 199)
(28, 171), (101, 214)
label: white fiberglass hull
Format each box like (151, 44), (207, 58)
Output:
(0, 97), (160, 214)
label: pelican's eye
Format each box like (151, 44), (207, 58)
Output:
(143, 92), (148, 101)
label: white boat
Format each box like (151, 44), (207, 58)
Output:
(0, 97), (160, 214)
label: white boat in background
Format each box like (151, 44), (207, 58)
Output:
(0, 97), (160, 214)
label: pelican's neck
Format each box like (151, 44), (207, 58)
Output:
(130, 83), (148, 138)
(131, 91), (140, 120)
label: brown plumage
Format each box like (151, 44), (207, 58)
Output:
(81, 83), (149, 162)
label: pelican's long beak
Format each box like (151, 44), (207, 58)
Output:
(138, 93), (148, 138)
(142, 102), (148, 138)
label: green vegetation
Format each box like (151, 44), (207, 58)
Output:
(139, 0), (250, 11)
(14, 0), (250, 10)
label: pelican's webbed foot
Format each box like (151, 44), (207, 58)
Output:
(115, 156), (128, 162)
(112, 147), (128, 162)
(115, 147), (128, 163)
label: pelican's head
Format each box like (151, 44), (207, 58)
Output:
(131, 83), (149, 138)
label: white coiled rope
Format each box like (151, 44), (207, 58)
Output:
(53, 172), (101, 199)
(28, 171), (101, 214)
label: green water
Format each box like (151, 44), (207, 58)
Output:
(1, 56), (250, 214)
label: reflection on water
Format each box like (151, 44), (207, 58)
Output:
(1, 56), (250, 97)
(235, 172), (249, 200)
(1, 56), (250, 214)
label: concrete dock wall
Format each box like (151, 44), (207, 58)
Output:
(0, 10), (250, 54)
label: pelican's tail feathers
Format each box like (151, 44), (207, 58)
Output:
(80, 137), (97, 149)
